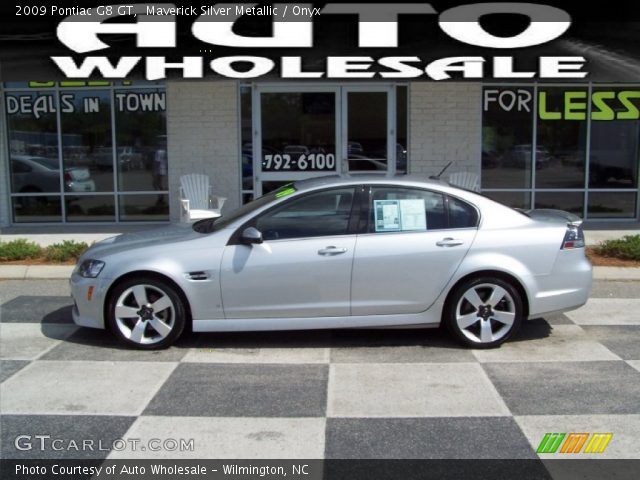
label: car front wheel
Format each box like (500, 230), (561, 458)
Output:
(107, 278), (186, 349)
(445, 277), (523, 349)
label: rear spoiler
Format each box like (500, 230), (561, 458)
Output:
(516, 208), (583, 226)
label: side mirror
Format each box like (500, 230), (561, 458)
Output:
(241, 227), (263, 245)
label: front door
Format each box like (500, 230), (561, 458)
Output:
(220, 187), (357, 319)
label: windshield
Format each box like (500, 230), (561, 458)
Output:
(192, 184), (297, 234)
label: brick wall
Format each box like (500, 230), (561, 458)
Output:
(409, 83), (482, 180)
(166, 81), (240, 222)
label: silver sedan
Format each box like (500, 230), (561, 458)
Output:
(70, 175), (592, 349)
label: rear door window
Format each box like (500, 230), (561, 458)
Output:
(369, 187), (446, 232)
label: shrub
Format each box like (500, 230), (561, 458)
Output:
(0, 239), (43, 261)
(594, 235), (640, 261)
(43, 240), (89, 263)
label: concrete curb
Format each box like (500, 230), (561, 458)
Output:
(0, 265), (638, 281)
(592, 267), (640, 281)
(0, 265), (75, 280)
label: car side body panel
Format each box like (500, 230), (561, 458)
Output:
(70, 175), (592, 339)
(350, 228), (477, 315)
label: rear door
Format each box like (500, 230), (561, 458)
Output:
(351, 186), (478, 315)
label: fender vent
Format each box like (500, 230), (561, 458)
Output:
(186, 271), (209, 281)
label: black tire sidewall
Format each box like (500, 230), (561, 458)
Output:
(107, 277), (186, 350)
(445, 276), (523, 349)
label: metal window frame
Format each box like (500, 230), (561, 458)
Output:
(3, 82), (170, 225)
(481, 82), (640, 222)
(247, 82), (406, 199)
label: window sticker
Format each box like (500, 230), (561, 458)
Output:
(399, 199), (427, 231)
(374, 200), (401, 232)
(374, 199), (427, 232)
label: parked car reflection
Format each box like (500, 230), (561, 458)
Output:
(501, 144), (553, 169)
(11, 155), (96, 193)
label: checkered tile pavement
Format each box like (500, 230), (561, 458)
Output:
(1, 280), (640, 460)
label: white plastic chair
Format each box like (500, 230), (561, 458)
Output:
(179, 174), (227, 223)
(448, 171), (481, 193)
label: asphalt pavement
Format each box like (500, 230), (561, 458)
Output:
(0, 279), (639, 460)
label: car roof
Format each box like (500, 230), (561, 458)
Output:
(293, 174), (454, 193)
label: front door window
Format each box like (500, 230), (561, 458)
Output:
(255, 187), (355, 241)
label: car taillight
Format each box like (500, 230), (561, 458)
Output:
(561, 224), (585, 249)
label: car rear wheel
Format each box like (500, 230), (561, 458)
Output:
(445, 277), (523, 349)
(108, 278), (186, 349)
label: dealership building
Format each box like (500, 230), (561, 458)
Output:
(1, 80), (639, 226)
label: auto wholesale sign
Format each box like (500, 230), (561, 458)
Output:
(33, 2), (589, 81)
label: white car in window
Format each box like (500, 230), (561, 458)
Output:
(11, 155), (96, 193)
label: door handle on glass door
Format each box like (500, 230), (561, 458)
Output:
(318, 246), (348, 255)
(436, 238), (464, 247)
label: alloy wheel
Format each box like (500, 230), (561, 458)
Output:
(455, 283), (516, 344)
(114, 284), (176, 345)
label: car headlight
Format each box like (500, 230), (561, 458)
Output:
(77, 259), (105, 278)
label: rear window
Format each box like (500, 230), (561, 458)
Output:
(448, 196), (479, 228)
(369, 187), (447, 232)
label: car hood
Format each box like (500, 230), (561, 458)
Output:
(83, 223), (203, 259)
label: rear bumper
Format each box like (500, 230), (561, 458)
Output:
(527, 249), (592, 318)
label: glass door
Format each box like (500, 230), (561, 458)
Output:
(252, 85), (399, 197)
(342, 86), (396, 175)
(254, 86), (340, 196)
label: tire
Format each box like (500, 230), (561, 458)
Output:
(107, 277), (186, 349)
(444, 276), (523, 349)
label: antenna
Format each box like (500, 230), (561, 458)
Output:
(429, 161), (453, 180)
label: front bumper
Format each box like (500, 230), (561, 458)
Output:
(69, 273), (110, 329)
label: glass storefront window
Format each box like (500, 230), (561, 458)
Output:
(482, 87), (534, 189)
(5, 85), (168, 223)
(589, 88), (640, 189)
(11, 196), (62, 223)
(60, 90), (113, 192)
(261, 92), (336, 173)
(115, 88), (167, 194)
(6, 92), (60, 194)
(536, 88), (587, 188)
(483, 191), (531, 210)
(535, 192), (584, 217)
(118, 194), (170, 221)
(65, 195), (115, 222)
(588, 192), (637, 219)
(347, 91), (388, 172)
(482, 85), (639, 220)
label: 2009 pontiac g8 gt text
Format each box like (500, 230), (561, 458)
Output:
(70, 175), (592, 349)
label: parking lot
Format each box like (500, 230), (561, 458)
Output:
(1, 278), (639, 460)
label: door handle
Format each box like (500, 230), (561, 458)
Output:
(436, 237), (464, 247)
(318, 246), (348, 256)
